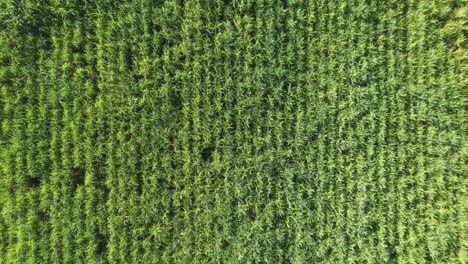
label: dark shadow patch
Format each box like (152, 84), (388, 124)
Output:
(132, 73), (144, 85)
(102, 181), (109, 201)
(19, 96), (28, 105)
(231, 118), (238, 135)
(169, 90), (182, 111)
(11, 3), (56, 47)
(247, 207), (256, 221)
(282, 82), (290, 99)
(2, 76), (13, 88)
(71, 167), (85, 191)
(156, 178), (168, 186)
(201, 146), (214, 162)
(135, 172), (143, 196)
(71, 44), (85, 56)
(401, 1), (409, 15)
(38, 208), (48, 221)
(177, 52), (187, 65)
(163, 178), (178, 193)
(157, 241), (169, 254)
(0, 55), (11, 67)
(26, 176), (41, 188)
(389, 250), (398, 262)
(293, 173), (306, 185)
(341, 148), (349, 155)
(154, 24), (162, 32)
(221, 239), (230, 250)
(125, 46), (134, 70)
(95, 232), (108, 256)
(170, 157), (181, 171)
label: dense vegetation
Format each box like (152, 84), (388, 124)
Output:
(0, 0), (466, 263)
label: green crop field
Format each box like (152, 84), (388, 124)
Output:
(0, 0), (466, 263)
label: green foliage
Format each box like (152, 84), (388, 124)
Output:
(0, 0), (466, 263)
